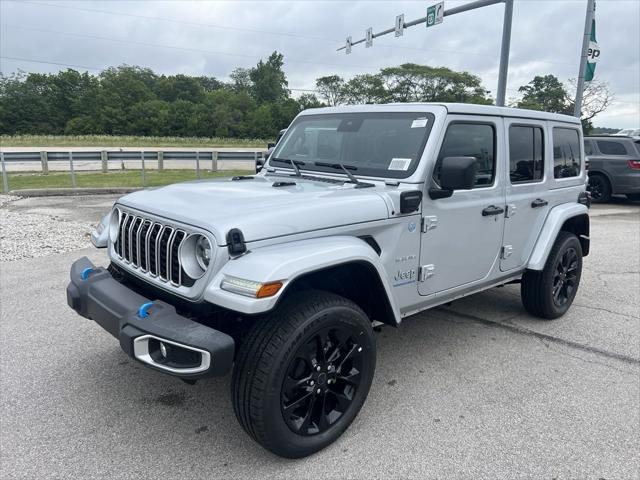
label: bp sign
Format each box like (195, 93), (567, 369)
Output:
(427, 2), (444, 28)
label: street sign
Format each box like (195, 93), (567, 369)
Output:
(427, 2), (444, 28)
(395, 14), (404, 37)
(345, 36), (352, 54)
(366, 27), (373, 47)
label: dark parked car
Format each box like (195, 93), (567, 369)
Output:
(584, 135), (640, 202)
(256, 128), (287, 173)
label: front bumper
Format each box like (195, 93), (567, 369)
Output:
(66, 257), (234, 379)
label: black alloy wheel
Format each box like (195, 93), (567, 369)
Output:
(231, 290), (376, 458)
(552, 247), (579, 308)
(281, 325), (364, 436)
(520, 231), (583, 319)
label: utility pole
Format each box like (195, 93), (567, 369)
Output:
(338, 0), (514, 106)
(574, 0), (596, 118)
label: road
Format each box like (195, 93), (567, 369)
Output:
(1, 195), (638, 479)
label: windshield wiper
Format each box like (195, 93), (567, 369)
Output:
(314, 162), (374, 188)
(270, 157), (304, 176)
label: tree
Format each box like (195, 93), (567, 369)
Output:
(249, 51), (289, 104)
(229, 68), (252, 93)
(567, 78), (613, 133)
(156, 74), (205, 103)
(517, 75), (571, 114)
(297, 93), (324, 110)
(380, 64), (492, 104)
(315, 75), (346, 106)
(344, 74), (387, 104)
(516, 74), (613, 133)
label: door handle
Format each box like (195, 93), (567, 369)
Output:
(482, 205), (505, 216)
(531, 198), (548, 208)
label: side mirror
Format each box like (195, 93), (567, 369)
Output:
(267, 142), (276, 149)
(429, 156), (477, 199)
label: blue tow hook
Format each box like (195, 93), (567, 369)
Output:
(138, 302), (154, 319)
(80, 267), (94, 280)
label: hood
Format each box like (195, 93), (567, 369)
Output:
(117, 174), (391, 244)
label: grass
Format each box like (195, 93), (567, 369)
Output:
(5, 169), (252, 191)
(0, 134), (270, 148)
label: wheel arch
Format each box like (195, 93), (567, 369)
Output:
(278, 260), (399, 327)
(527, 203), (590, 271)
(204, 236), (401, 326)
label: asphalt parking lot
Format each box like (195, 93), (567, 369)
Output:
(1, 194), (639, 479)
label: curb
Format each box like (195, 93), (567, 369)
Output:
(8, 187), (143, 197)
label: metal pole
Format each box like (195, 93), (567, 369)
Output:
(574, 0), (596, 118)
(496, 0), (513, 107)
(69, 151), (76, 189)
(141, 150), (146, 187)
(195, 151), (201, 179)
(1, 152), (9, 193)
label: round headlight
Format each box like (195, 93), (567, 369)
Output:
(109, 208), (120, 243)
(179, 234), (213, 280)
(195, 236), (212, 270)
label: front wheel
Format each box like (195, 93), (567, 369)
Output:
(231, 290), (376, 458)
(521, 231), (583, 319)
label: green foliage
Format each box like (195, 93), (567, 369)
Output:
(0, 52), (303, 139)
(315, 65), (492, 106)
(517, 75), (572, 114)
(2, 54), (502, 139)
(249, 52), (289, 103)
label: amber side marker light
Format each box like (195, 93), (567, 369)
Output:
(256, 281), (283, 298)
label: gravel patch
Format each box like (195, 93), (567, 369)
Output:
(0, 194), (21, 208)
(0, 195), (94, 262)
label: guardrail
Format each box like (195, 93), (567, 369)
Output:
(0, 149), (266, 193)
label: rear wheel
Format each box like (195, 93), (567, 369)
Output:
(521, 231), (583, 319)
(626, 193), (640, 201)
(588, 173), (611, 203)
(231, 290), (376, 458)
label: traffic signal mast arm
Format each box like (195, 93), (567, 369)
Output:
(337, 0), (505, 52)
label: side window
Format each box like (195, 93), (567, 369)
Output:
(584, 140), (593, 156)
(509, 125), (544, 183)
(434, 123), (495, 188)
(596, 140), (628, 156)
(553, 128), (581, 178)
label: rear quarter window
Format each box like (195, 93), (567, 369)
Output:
(597, 140), (628, 156)
(553, 128), (581, 178)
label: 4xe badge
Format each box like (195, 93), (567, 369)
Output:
(408, 221), (417, 233)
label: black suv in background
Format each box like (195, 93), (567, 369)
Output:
(584, 135), (640, 202)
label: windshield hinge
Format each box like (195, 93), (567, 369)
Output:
(421, 215), (438, 233)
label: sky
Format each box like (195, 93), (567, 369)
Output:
(1, 0), (638, 128)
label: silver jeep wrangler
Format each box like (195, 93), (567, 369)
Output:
(67, 103), (590, 458)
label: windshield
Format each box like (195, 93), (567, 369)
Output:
(270, 112), (434, 178)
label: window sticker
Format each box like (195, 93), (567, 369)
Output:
(388, 158), (412, 171)
(411, 118), (429, 128)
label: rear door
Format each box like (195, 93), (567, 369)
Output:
(500, 120), (550, 271)
(419, 116), (505, 296)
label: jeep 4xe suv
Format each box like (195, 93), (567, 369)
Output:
(68, 103), (590, 458)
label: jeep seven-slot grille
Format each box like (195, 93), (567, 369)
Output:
(114, 212), (194, 287)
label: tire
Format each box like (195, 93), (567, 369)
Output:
(521, 231), (583, 319)
(231, 290), (376, 458)
(626, 193), (640, 201)
(588, 173), (611, 203)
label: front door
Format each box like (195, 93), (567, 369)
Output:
(500, 120), (550, 271)
(418, 117), (506, 296)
